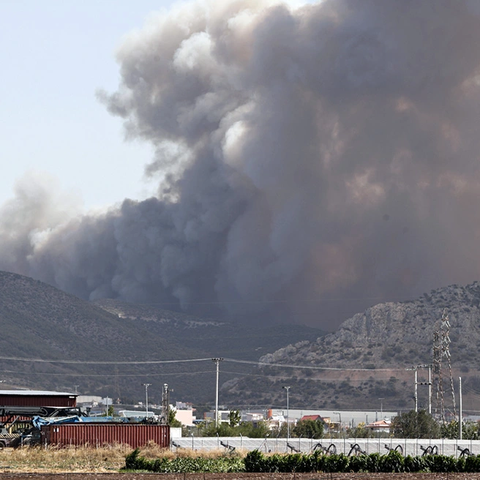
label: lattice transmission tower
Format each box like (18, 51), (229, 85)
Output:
(432, 309), (456, 423)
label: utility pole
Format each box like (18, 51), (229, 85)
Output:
(162, 383), (170, 425)
(212, 358), (223, 428)
(459, 376), (463, 440)
(379, 398), (384, 419)
(428, 365), (432, 414)
(142, 383), (151, 418)
(407, 364), (432, 413)
(415, 369), (418, 413)
(407, 366), (418, 412)
(333, 411), (342, 432)
(283, 386), (291, 440)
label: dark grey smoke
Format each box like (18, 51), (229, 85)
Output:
(2, 0), (480, 329)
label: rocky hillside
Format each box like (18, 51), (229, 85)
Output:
(222, 282), (480, 413)
(0, 271), (322, 405)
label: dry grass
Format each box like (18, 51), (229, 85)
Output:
(0, 444), (246, 473)
(0, 444), (130, 473)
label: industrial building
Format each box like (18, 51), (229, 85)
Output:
(0, 389), (170, 449)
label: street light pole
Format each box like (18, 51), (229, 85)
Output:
(459, 376), (463, 440)
(333, 411), (342, 432)
(379, 398), (384, 419)
(212, 358), (224, 428)
(283, 386), (291, 440)
(142, 383), (151, 418)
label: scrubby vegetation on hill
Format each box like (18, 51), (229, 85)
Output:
(222, 282), (480, 411)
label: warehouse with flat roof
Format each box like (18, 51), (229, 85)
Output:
(0, 390), (77, 407)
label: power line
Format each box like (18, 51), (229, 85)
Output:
(0, 356), (213, 365)
(0, 354), (413, 371)
(0, 370), (216, 377)
(0, 354), (461, 376)
(224, 358), (407, 372)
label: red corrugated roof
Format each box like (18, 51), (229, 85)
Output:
(365, 419), (391, 429)
(300, 415), (323, 422)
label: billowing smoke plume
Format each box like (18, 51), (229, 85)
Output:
(2, 0), (480, 329)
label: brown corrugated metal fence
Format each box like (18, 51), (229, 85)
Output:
(41, 423), (170, 449)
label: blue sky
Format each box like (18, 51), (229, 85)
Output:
(0, 0), (180, 211)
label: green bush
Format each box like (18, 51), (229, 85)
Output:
(465, 455), (480, 472)
(426, 454), (460, 473)
(244, 450), (267, 472)
(348, 454), (368, 472)
(365, 452), (381, 472)
(124, 450), (244, 473)
(404, 455), (427, 472)
(378, 451), (404, 472)
(126, 448), (480, 474)
(323, 454), (349, 473)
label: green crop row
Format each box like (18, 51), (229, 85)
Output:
(124, 449), (480, 474)
(124, 449), (245, 473)
(244, 450), (480, 473)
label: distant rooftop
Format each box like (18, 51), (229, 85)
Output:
(300, 415), (324, 422)
(0, 390), (77, 396)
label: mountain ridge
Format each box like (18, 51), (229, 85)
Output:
(222, 282), (480, 413)
(3, 268), (479, 413)
(0, 270), (323, 405)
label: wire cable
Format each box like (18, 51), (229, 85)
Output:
(0, 356), (213, 365)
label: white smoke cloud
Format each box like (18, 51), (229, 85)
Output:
(2, 0), (480, 329)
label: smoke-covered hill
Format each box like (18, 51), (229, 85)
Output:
(93, 298), (323, 363)
(222, 282), (480, 413)
(0, 270), (322, 405)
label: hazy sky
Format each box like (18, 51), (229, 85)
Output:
(2, 0), (478, 330)
(0, 0), (316, 212)
(0, 0), (180, 211)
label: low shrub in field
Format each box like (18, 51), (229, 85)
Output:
(241, 450), (480, 474)
(465, 454), (480, 472)
(424, 453), (460, 473)
(124, 448), (480, 474)
(378, 451), (404, 472)
(124, 448), (244, 473)
(403, 454), (427, 472)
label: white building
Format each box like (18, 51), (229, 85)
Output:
(173, 402), (196, 426)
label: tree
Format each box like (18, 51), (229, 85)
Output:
(271, 422), (289, 438)
(441, 420), (480, 440)
(168, 409), (182, 427)
(391, 410), (440, 438)
(346, 423), (375, 438)
(237, 420), (270, 438)
(198, 419), (234, 437)
(229, 410), (241, 428)
(197, 419), (270, 438)
(292, 419), (324, 439)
